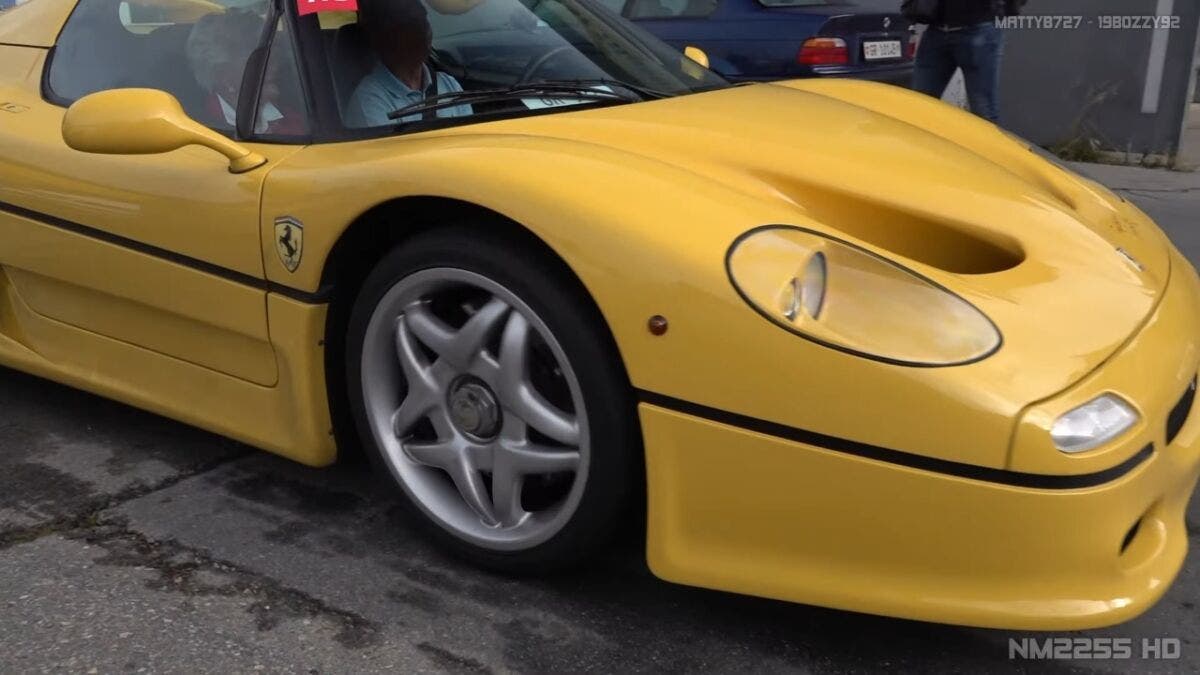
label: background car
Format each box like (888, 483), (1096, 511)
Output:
(598, 0), (915, 84)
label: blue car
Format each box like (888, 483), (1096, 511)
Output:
(600, 0), (914, 85)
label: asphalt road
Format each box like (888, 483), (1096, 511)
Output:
(1, 164), (1198, 674)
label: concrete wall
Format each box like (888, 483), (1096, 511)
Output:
(853, 0), (1200, 158)
(1001, 0), (1199, 158)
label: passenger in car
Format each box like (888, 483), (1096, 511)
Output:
(186, 10), (305, 135)
(347, 0), (473, 127)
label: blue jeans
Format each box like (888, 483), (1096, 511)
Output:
(913, 23), (1005, 123)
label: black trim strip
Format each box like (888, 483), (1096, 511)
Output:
(269, 281), (331, 305)
(1166, 377), (1197, 446)
(0, 200), (330, 304)
(639, 390), (1155, 490)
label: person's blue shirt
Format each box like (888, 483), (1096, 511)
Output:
(347, 61), (472, 128)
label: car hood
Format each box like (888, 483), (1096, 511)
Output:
(455, 81), (1170, 400)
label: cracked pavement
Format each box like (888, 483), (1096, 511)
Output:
(2, 164), (1199, 673)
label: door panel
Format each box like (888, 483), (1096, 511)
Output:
(0, 51), (288, 385)
(2, 262), (276, 387)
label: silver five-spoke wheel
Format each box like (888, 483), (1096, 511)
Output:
(360, 268), (590, 551)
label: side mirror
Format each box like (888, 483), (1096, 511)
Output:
(684, 45), (711, 69)
(62, 88), (267, 174)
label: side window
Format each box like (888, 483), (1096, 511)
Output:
(47, 0), (268, 135)
(627, 0), (718, 19)
(253, 18), (310, 138)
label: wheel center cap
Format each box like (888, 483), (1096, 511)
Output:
(448, 378), (502, 440)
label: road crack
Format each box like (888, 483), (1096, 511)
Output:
(0, 451), (248, 549)
(75, 517), (382, 649)
(0, 449), (382, 650)
(1115, 187), (1200, 195)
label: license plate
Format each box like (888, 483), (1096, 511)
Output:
(863, 40), (903, 61)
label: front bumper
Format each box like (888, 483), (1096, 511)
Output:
(641, 251), (1200, 630)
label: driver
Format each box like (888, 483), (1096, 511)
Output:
(347, 0), (473, 127)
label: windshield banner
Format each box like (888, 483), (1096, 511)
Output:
(298, 0), (358, 15)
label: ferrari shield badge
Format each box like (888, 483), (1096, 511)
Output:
(275, 217), (304, 273)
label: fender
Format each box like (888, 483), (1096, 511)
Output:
(260, 132), (1025, 469)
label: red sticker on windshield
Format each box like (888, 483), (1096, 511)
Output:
(298, 0), (358, 15)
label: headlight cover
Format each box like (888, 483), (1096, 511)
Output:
(727, 226), (1001, 366)
(1051, 394), (1140, 454)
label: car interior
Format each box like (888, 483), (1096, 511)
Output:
(46, 0), (698, 139)
(48, 2), (210, 116)
(327, 23), (378, 119)
(49, 0), (502, 134)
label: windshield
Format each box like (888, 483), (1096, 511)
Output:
(315, 0), (728, 131)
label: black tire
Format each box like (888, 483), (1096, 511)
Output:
(344, 225), (641, 574)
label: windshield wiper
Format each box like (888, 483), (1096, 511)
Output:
(542, 78), (674, 101)
(386, 82), (638, 122)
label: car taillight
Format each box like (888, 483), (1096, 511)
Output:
(907, 33), (919, 59)
(797, 37), (848, 66)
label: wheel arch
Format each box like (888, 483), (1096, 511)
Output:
(320, 196), (641, 466)
(319, 195), (606, 320)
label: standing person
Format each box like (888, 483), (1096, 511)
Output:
(908, 0), (1026, 124)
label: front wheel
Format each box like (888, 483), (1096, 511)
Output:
(345, 227), (639, 573)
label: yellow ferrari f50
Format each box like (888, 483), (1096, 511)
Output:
(1, 0), (1197, 630)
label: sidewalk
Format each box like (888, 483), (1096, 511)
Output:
(1068, 161), (1200, 264)
(1069, 160), (1200, 192)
